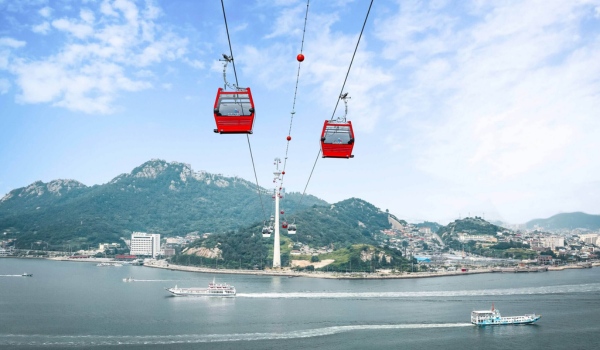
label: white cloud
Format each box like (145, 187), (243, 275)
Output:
(32, 21), (51, 34)
(184, 58), (205, 69)
(264, 4), (305, 39)
(52, 18), (94, 39)
(80, 8), (95, 24)
(3, 0), (191, 114)
(370, 0), (600, 221)
(39, 6), (52, 18)
(0, 37), (26, 48)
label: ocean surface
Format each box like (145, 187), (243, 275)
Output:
(1, 258), (599, 350)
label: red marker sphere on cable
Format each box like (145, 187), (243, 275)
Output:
(287, 135), (291, 141)
(297, 53), (305, 62)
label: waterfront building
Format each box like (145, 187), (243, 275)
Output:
(130, 232), (161, 258)
(541, 236), (565, 250)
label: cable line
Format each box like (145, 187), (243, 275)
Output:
(281, 0), (310, 182)
(298, 0), (374, 201)
(220, 0), (268, 223)
(329, 0), (373, 122)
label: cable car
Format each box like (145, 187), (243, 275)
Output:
(320, 120), (354, 158)
(213, 87), (255, 134)
(262, 225), (272, 238)
(288, 223), (297, 234)
(282, 221), (288, 229)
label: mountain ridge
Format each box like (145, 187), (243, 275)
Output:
(525, 212), (600, 230)
(0, 159), (386, 250)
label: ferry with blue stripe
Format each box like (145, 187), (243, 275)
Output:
(471, 304), (541, 326)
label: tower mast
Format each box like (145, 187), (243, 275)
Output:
(272, 158), (282, 268)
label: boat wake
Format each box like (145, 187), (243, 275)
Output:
(0, 323), (472, 346)
(124, 279), (182, 282)
(237, 283), (600, 299)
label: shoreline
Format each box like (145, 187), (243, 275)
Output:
(32, 256), (598, 279)
(141, 259), (597, 280)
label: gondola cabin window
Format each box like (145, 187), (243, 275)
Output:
(323, 125), (352, 144)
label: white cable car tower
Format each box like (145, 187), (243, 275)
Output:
(272, 157), (283, 268)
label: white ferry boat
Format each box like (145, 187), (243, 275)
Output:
(165, 279), (236, 297)
(471, 304), (541, 325)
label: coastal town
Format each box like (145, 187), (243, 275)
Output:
(2, 217), (598, 278)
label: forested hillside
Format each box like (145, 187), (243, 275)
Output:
(0, 160), (326, 249)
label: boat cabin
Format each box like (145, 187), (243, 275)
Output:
(213, 87), (255, 134)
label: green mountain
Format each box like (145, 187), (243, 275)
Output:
(170, 196), (395, 270)
(525, 212), (600, 230)
(437, 216), (507, 248)
(0, 160), (392, 251)
(0, 159), (326, 249)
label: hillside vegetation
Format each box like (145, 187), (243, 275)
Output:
(0, 160), (326, 249)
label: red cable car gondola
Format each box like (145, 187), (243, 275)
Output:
(213, 87), (255, 134)
(320, 120), (354, 158)
(282, 221), (288, 229)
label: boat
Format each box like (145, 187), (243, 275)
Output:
(471, 304), (541, 325)
(165, 278), (236, 297)
(123, 277), (135, 282)
(22, 273), (33, 277)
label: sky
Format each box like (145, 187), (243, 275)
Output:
(1, 0), (599, 225)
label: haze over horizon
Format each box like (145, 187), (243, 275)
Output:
(1, 0), (599, 225)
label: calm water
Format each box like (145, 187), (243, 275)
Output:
(1, 258), (599, 349)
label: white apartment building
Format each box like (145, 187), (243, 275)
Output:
(541, 236), (565, 250)
(579, 234), (599, 245)
(130, 232), (161, 258)
(457, 233), (498, 243)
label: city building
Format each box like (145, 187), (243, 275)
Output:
(579, 234), (599, 245)
(541, 236), (565, 250)
(130, 232), (161, 258)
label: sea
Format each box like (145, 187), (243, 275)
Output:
(1, 258), (599, 350)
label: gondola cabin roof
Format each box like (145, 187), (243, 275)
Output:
(320, 120), (355, 159)
(213, 87), (255, 134)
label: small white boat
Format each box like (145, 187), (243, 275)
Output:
(165, 278), (236, 297)
(471, 304), (541, 325)
(123, 277), (135, 282)
(22, 273), (33, 277)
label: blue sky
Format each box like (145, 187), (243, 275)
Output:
(1, 0), (599, 225)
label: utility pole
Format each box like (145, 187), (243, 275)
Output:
(272, 158), (282, 268)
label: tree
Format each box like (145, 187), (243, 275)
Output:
(310, 255), (320, 263)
